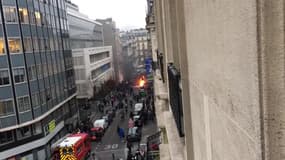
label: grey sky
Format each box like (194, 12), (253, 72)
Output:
(70, 0), (147, 30)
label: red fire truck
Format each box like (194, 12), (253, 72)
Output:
(52, 133), (91, 160)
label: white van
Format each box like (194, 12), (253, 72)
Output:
(93, 119), (108, 130)
(134, 103), (143, 115)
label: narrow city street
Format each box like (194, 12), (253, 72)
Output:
(84, 83), (158, 160)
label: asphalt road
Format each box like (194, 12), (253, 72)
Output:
(86, 86), (158, 160)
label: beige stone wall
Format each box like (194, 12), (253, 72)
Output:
(258, 1), (285, 159)
(184, 0), (262, 160)
(152, 0), (285, 159)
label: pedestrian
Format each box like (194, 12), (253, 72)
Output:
(119, 127), (125, 141)
(112, 153), (115, 160)
(117, 126), (120, 135)
(128, 118), (134, 128)
(91, 153), (96, 160)
(127, 141), (132, 151)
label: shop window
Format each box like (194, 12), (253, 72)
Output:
(23, 37), (33, 52)
(8, 38), (21, 53)
(0, 99), (14, 116)
(0, 70), (10, 86)
(20, 154), (33, 160)
(0, 38), (5, 54)
(4, 7), (17, 23)
(37, 149), (46, 160)
(0, 131), (14, 146)
(33, 122), (42, 135)
(18, 8), (29, 24)
(16, 126), (31, 140)
(14, 68), (26, 83)
(17, 96), (30, 112)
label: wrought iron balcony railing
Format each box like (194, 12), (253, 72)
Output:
(167, 63), (184, 137)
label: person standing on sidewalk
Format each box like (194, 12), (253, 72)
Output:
(128, 117), (134, 128)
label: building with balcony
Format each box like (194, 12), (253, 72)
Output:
(148, 0), (285, 160)
(0, 0), (77, 159)
(120, 29), (151, 80)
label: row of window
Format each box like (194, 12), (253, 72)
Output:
(0, 95), (30, 116)
(0, 68), (25, 86)
(0, 36), (70, 55)
(3, 6), (68, 31)
(0, 60), (65, 86)
(0, 122), (42, 146)
(89, 51), (110, 64)
(0, 83), (66, 116)
(91, 63), (111, 80)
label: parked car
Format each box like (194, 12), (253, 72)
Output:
(89, 127), (104, 141)
(127, 127), (142, 142)
(133, 103), (143, 116)
(133, 115), (143, 127)
(102, 114), (112, 124)
(93, 119), (108, 131)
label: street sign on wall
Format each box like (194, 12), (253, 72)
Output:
(145, 57), (152, 75)
(48, 120), (56, 133)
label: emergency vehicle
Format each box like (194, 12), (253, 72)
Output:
(52, 133), (91, 160)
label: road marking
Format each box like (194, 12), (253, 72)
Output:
(104, 145), (111, 150)
(112, 144), (118, 149)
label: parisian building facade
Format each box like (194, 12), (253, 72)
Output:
(147, 0), (285, 160)
(0, 0), (77, 159)
(120, 29), (151, 79)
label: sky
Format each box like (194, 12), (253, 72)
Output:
(70, 0), (147, 30)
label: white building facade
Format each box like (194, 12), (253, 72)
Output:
(72, 46), (114, 100)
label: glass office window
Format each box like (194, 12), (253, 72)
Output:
(8, 38), (21, 53)
(0, 38), (5, 55)
(50, 38), (54, 51)
(0, 100), (14, 116)
(18, 8), (29, 24)
(35, 11), (41, 26)
(29, 11), (36, 25)
(33, 122), (42, 135)
(37, 64), (42, 78)
(27, 65), (37, 80)
(17, 96), (30, 112)
(41, 13), (46, 26)
(43, 64), (48, 77)
(0, 131), (14, 146)
(31, 92), (40, 107)
(45, 39), (50, 51)
(4, 7), (17, 23)
(23, 37), (33, 52)
(48, 63), (53, 75)
(33, 38), (39, 51)
(14, 68), (26, 83)
(0, 70), (9, 86)
(40, 90), (46, 104)
(16, 126), (31, 139)
(39, 38), (45, 51)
